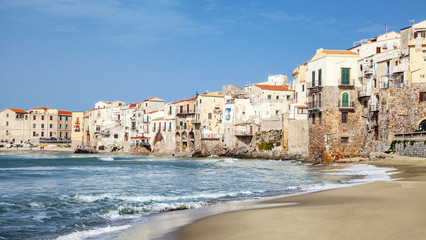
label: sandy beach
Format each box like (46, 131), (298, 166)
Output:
(173, 155), (426, 240)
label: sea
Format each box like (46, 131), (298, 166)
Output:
(0, 152), (396, 240)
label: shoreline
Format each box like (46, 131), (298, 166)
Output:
(174, 155), (426, 240)
(113, 154), (426, 240)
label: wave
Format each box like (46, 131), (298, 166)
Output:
(97, 157), (114, 161)
(73, 191), (256, 204)
(323, 164), (397, 183)
(55, 224), (132, 240)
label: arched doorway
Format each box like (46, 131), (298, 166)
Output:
(175, 132), (181, 152)
(419, 119), (426, 131)
(188, 131), (195, 150)
(153, 132), (165, 151)
(182, 132), (187, 150)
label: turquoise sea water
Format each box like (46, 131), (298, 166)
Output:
(0, 152), (395, 240)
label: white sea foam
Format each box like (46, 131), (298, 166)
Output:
(73, 191), (255, 204)
(97, 157), (114, 161)
(324, 164), (397, 183)
(55, 225), (131, 240)
(29, 202), (45, 208)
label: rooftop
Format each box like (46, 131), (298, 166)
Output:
(254, 84), (292, 91)
(8, 108), (28, 114)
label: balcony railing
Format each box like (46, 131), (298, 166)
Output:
(176, 110), (195, 115)
(338, 78), (355, 87)
(338, 100), (355, 110)
(358, 90), (371, 98)
(307, 101), (323, 111)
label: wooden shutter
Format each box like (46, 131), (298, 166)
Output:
(420, 92), (424, 102)
(342, 92), (349, 107)
(318, 69), (322, 86)
(312, 71), (315, 87)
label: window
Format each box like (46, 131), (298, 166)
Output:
(376, 47), (381, 54)
(6, 113), (9, 118)
(33, 116), (36, 120)
(341, 92), (349, 107)
(420, 92), (426, 102)
(319, 112), (322, 123)
(59, 124), (62, 129)
(414, 31), (426, 38)
(50, 124), (53, 129)
(164, 122), (166, 131)
(276, 95), (279, 100)
(318, 69), (322, 86)
(342, 112), (348, 123)
(169, 122), (172, 130)
(41, 124), (44, 129)
(184, 122), (187, 129)
(276, 110), (279, 115)
(312, 71), (316, 87)
(50, 116), (53, 121)
(341, 137), (349, 143)
(169, 106), (172, 114)
(33, 124), (36, 128)
(41, 132), (44, 137)
(287, 95), (291, 100)
(6, 121), (8, 127)
(180, 106), (183, 113)
(60, 116), (62, 121)
(208, 113), (212, 119)
(180, 121), (183, 126)
(341, 68), (350, 85)
(60, 132), (62, 138)
(302, 84), (305, 92)
(154, 123), (156, 131)
(33, 131), (36, 137)
(268, 95), (271, 100)
(312, 113), (316, 124)
(114, 134), (118, 139)
(42, 116), (44, 120)
(65, 125), (68, 129)
(50, 132), (52, 137)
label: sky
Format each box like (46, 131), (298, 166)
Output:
(0, 0), (425, 111)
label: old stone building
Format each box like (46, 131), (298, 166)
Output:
(306, 49), (363, 160)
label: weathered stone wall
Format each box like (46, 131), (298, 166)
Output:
(287, 119), (308, 153)
(308, 86), (363, 161)
(394, 140), (426, 158)
(362, 82), (426, 155)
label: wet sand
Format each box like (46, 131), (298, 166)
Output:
(175, 155), (426, 240)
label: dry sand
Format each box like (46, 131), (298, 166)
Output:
(175, 155), (426, 240)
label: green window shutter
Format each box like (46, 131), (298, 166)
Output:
(342, 92), (349, 107)
(318, 69), (322, 86)
(312, 71), (315, 87)
(341, 68), (350, 85)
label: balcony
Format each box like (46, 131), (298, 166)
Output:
(307, 83), (323, 93)
(176, 110), (195, 116)
(358, 90), (371, 99)
(338, 100), (355, 111)
(307, 101), (323, 111)
(338, 78), (355, 88)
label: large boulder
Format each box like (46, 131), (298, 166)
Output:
(369, 152), (386, 160)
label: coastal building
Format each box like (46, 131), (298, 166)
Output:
(0, 107), (73, 145)
(71, 112), (84, 148)
(0, 108), (29, 143)
(306, 48), (362, 160)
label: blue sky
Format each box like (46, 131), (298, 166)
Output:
(0, 0), (425, 111)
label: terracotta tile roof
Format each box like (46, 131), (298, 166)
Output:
(153, 117), (164, 121)
(322, 49), (360, 56)
(131, 136), (151, 139)
(32, 107), (50, 110)
(129, 104), (137, 108)
(58, 110), (72, 115)
(172, 97), (197, 104)
(8, 108), (27, 114)
(146, 109), (164, 114)
(254, 84), (292, 91)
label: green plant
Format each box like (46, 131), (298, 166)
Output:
(112, 146), (118, 152)
(98, 145), (105, 151)
(258, 142), (274, 151)
(410, 140), (415, 145)
(275, 142), (280, 147)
